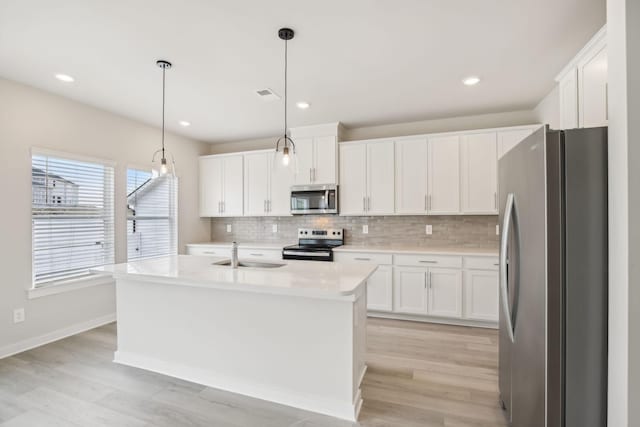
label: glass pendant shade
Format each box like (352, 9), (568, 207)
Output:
(273, 135), (298, 175)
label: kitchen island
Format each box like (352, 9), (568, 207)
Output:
(94, 255), (376, 421)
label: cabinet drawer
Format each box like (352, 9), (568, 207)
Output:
(187, 246), (230, 256)
(238, 248), (282, 260)
(334, 252), (393, 265)
(394, 254), (462, 268)
(463, 256), (499, 271)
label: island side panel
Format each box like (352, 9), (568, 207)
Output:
(114, 278), (364, 421)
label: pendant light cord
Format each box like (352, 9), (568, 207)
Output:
(162, 66), (166, 159)
(284, 38), (288, 140)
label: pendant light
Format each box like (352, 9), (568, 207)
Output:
(152, 59), (176, 177)
(273, 28), (297, 171)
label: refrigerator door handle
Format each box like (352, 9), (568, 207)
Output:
(500, 192), (516, 343)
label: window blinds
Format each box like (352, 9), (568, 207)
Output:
(127, 169), (177, 261)
(32, 152), (115, 286)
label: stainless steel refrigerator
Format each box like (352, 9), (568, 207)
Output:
(498, 126), (608, 427)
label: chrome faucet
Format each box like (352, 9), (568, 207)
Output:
(231, 241), (239, 269)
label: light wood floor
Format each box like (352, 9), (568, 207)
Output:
(0, 318), (508, 426)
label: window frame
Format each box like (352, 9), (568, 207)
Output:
(30, 147), (116, 292)
(125, 164), (179, 262)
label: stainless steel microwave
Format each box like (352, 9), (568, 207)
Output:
(290, 185), (338, 215)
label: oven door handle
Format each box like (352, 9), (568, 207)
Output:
(283, 250), (331, 257)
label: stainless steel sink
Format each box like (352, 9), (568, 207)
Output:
(213, 259), (286, 269)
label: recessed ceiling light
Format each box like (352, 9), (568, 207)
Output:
(179, 120), (191, 127)
(296, 101), (310, 109)
(462, 76), (480, 86)
(55, 73), (75, 83)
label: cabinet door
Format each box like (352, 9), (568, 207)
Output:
(428, 135), (460, 214)
(366, 265), (393, 312)
(498, 129), (533, 159)
(559, 68), (579, 129)
(243, 152), (269, 216)
(339, 143), (367, 215)
(268, 152), (295, 216)
(366, 141), (395, 215)
(313, 135), (337, 185)
(460, 132), (498, 214)
(222, 155), (244, 216)
(427, 268), (462, 318)
(395, 138), (428, 214)
(464, 270), (499, 322)
(579, 44), (608, 128)
(293, 138), (314, 185)
(393, 266), (428, 314)
(199, 157), (223, 217)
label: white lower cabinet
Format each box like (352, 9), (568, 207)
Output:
(463, 269), (499, 322)
(366, 265), (393, 312)
(427, 268), (463, 318)
(336, 250), (499, 327)
(393, 266), (428, 314)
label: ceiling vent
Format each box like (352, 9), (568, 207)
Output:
(255, 88), (281, 102)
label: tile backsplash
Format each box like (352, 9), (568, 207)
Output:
(210, 215), (499, 248)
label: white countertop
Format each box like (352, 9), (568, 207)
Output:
(186, 241), (292, 250)
(93, 255), (376, 300)
(189, 241), (499, 256)
(334, 244), (498, 256)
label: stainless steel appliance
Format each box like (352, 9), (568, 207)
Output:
(290, 184), (338, 215)
(498, 126), (608, 427)
(282, 228), (343, 261)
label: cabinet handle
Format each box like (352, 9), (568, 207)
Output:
(218, 201), (222, 213)
(222, 201), (225, 213)
(354, 257), (371, 261)
(605, 83), (609, 121)
(424, 194), (427, 211)
(267, 200), (270, 212)
(428, 195), (432, 211)
(310, 168), (313, 183)
(419, 260), (437, 264)
(367, 197), (371, 212)
(363, 197), (366, 212)
(249, 253), (264, 257)
(494, 192), (497, 209)
(203, 251), (216, 254)
(428, 271), (432, 289)
(494, 263), (500, 266)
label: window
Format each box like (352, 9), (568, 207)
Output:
(32, 151), (115, 287)
(127, 168), (177, 260)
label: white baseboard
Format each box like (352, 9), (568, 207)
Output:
(114, 350), (359, 421)
(368, 312), (498, 329)
(0, 313), (116, 359)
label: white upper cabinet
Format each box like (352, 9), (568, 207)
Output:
(292, 136), (338, 185)
(268, 152), (295, 216)
(313, 136), (338, 185)
(578, 39), (608, 128)
(339, 143), (367, 215)
(199, 154), (243, 217)
(366, 141), (395, 214)
(460, 132), (498, 214)
(244, 152), (270, 216)
(243, 151), (294, 217)
(395, 138), (428, 214)
(559, 68), (579, 129)
(427, 135), (460, 215)
(498, 128), (534, 159)
(339, 140), (394, 215)
(556, 25), (607, 130)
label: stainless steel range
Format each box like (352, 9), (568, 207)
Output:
(282, 228), (343, 261)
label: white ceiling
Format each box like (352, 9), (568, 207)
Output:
(0, 0), (605, 143)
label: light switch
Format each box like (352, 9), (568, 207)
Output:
(13, 308), (25, 324)
(272, 224), (278, 233)
(362, 225), (369, 234)
(496, 224), (500, 235)
(425, 225), (433, 235)
(226, 224), (232, 233)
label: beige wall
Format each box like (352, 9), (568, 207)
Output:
(0, 78), (210, 353)
(208, 109), (539, 154)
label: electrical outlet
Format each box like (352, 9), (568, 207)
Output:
(362, 225), (369, 234)
(13, 308), (25, 324)
(226, 224), (232, 233)
(272, 224), (278, 233)
(425, 225), (433, 235)
(496, 224), (500, 235)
